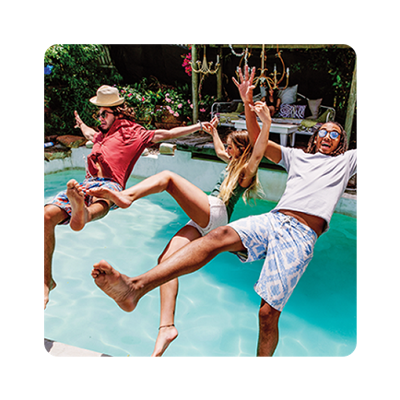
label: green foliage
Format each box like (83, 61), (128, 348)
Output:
(44, 44), (122, 137)
(286, 46), (356, 121)
(117, 79), (198, 128)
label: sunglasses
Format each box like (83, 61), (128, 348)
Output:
(98, 110), (114, 119)
(318, 129), (340, 140)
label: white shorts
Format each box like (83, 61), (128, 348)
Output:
(186, 195), (228, 236)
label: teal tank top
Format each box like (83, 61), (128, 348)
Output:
(210, 169), (247, 221)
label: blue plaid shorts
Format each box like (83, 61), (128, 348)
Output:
(46, 177), (123, 225)
(228, 211), (317, 311)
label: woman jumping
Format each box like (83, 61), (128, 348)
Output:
(88, 103), (271, 356)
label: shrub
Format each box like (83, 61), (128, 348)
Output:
(44, 44), (122, 137)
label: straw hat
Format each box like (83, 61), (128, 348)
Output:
(89, 85), (125, 106)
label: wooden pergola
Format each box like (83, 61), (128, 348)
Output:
(190, 44), (356, 141)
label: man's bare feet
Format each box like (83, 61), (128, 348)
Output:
(91, 260), (139, 312)
(87, 187), (132, 209)
(44, 279), (56, 309)
(66, 179), (88, 231)
(151, 325), (178, 357)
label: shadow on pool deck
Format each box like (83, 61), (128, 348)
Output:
(44, 339), (111, 357)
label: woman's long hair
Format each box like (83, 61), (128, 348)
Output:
(306, 122), (348, 156)
(218, 130), (263, 205)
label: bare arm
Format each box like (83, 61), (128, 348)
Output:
(233, 67), (282, 164)
(74, 111), (96, 141)
(239, 102), (271, 188)
(202, 118), (230, 163)
(152, 122), (203, 143)
(232, 66), (260, 146)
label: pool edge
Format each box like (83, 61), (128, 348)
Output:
(44, 338), (111, 357)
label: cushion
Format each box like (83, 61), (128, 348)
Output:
(235, 102), (244, 113)
(315, 108), (335, 123)
(278, 84), (298, 104)
(306, 98), (323, 119)
(277, 104), (306, 119)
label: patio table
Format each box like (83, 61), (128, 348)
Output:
(232, 119), (298, 147)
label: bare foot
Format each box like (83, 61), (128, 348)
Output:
(87, 187), (132, 209)
(44, 279), (56, 309)
(151, 325), (178, 357)
(66, 179), (87, 231)
(91, 260), (138, 312)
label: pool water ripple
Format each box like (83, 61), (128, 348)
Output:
(45, 169), (356, 357)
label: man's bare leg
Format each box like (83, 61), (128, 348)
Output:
(44, 205), (68, 309)
(66, 179), (111, 231)
(257, 299), (281, 356)
(92, 226), (245, 312)
(45, 180), (112, 308)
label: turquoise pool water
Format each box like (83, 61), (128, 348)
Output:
(44, 168), (356, 357)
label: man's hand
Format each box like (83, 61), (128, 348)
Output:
(74, 110), (96, 141)
(74, 111), (84, 129)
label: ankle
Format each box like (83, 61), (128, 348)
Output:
(159, 324), (175, 330)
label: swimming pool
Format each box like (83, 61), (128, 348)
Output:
(44, 168), (356, 357)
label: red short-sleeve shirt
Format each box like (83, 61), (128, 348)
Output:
(86, 119), (155, 188)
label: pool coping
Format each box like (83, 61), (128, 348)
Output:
(44, 338), (111, 357)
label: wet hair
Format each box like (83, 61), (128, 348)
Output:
(306, 122), (348, 156)
(218, 130), (263, 205)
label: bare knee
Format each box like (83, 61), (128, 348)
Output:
(157, 170), (179, 192)
(203, 225), (245, 253)
(258, 300), (280, 330)
(257, 300), (280, 356)
(44, 205), (67, 229)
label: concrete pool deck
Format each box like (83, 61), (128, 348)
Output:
(45, 339), (111, 357)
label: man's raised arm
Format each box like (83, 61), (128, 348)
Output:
(232, 66), (261, 146)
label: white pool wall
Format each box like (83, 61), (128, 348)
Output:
(44, 147), (356, 218)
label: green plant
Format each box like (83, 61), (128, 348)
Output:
(118, 79), (162, 127)
(117, 79), (195, 127)
(44, 44), (122, 137)
(155, 84), (193, 123)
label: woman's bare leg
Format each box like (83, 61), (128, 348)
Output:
(151, 225), (201, 357)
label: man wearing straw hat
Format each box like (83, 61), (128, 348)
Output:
(44, 85), (215, 309)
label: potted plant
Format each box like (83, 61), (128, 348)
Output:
(154, 85), (193, 129)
